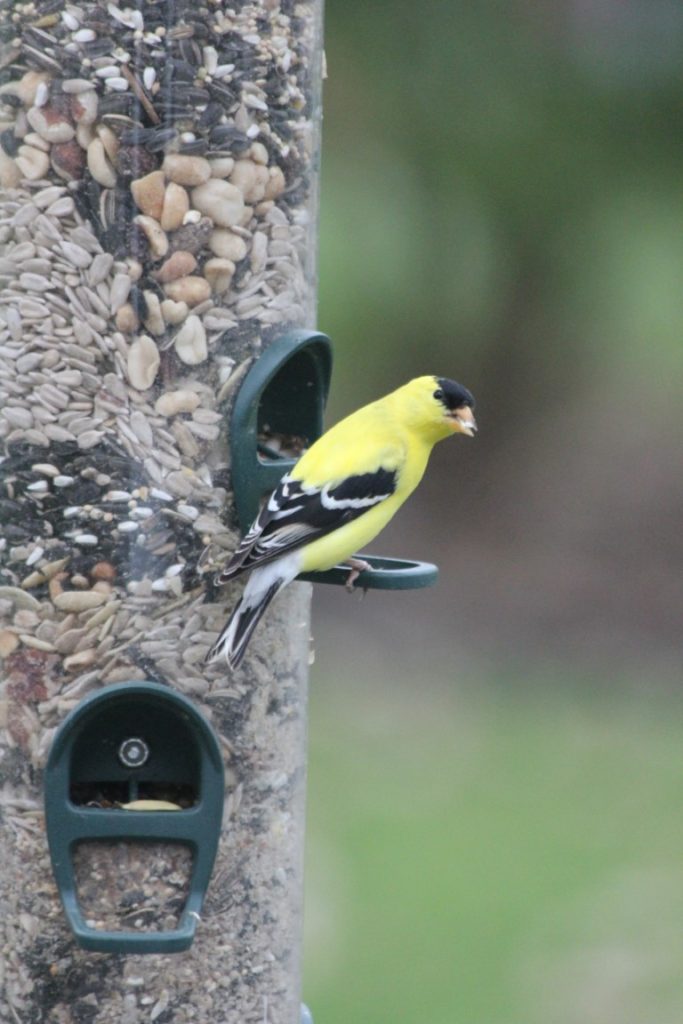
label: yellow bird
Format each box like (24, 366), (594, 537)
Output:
(208, 375), (476, 669)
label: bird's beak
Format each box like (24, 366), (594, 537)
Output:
(450, 406), (477, 437)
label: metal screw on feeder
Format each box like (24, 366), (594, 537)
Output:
(118, 737), (150, 769)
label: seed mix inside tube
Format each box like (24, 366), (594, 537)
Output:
(0, 0), (321, 1018)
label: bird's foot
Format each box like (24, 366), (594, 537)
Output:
(343, 557), (371, 593)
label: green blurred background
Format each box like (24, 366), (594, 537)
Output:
(302, 2), (683, 1021)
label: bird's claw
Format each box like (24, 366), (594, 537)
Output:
(343, 558), (371, 593)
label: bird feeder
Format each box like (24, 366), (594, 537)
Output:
(0, 0), (323, 1019)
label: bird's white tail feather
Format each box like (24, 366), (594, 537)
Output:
(207, 554), (301, 670)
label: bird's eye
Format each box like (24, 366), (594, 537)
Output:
(433, 388), (444, 401)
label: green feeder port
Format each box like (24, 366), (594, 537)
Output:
(44, 683), (225, 954)
(230, 328), (333, 531)
(229, 330), (439, 590)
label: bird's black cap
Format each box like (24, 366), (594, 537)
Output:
(436, 378), (475, 411)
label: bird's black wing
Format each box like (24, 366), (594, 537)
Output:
(215, 467), (397, 584)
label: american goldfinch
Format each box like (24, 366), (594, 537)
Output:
(208, 375), (476, 669)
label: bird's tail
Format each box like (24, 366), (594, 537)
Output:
(206, 557), (300, 670)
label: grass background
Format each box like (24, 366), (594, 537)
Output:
(303, 671), (683, 1023)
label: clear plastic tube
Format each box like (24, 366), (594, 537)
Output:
(0, 1), (322, 1019)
